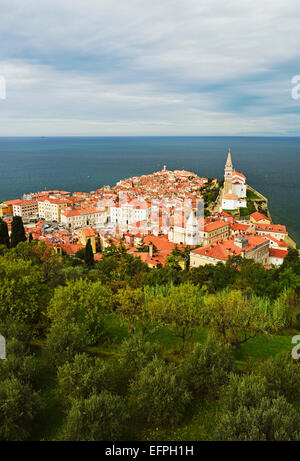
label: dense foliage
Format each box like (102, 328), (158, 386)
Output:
(0, 228), (299, 441)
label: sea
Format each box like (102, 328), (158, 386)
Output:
(0, 136), (299, 245)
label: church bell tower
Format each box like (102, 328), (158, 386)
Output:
(224, 148), (233, 194)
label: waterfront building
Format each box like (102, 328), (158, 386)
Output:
(250, 211), (271, 225)
(255, 223), (288, 241)
(190, 235), (270, 268)
(12, 199), (39, 217)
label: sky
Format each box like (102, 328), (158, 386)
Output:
(0, 0), (300, 136)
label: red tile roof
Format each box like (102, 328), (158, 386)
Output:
(204, 221), (229, 233)
(231, 223), (252, 232)
(269, 248), (288, 259)
(223, 192), (238, 200)
(143, 234), (180, 251)
(81, 228), (97, 237)
(191, 235), (268, 261)
(251, 211), (271, 222)
(256, 223), (287, 234)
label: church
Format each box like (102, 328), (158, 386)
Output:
(220, 149), (247, 211)
(167, 209), (201, 246)
(167, 149), (248, 246)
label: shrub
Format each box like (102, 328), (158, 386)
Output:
(45, 319), (88, 368)
(130, 356), (191, 427)
(181, 335), (234, 396)
(258, 352), (300, 403)
(0, 338), (40, 388)
(57, 353), (113, 405)
(118, 334), (161, 381)
(48, 279), (112, 344)
(61, 391), (127, 441)
(0, 377), (42, 441)
(216, 395), (300, 441)
(221, 373), (268, 412)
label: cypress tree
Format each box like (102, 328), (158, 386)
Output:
(11, 216), (27, 248)
(84, 238), (94, 267)
(0, 218), (10, 248)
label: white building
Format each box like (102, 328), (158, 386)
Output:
(61, 207), (108, 229)
(232, 171), (247, 198)
(110, 199), (151, 225)
(255, 223), (288, 241)
(222, 191), (246, 211)
(38, 198), (70, 222)
(12, 199), (38, 217)
(269, 248), (288, 266)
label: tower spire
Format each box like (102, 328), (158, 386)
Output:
(225, 148), (232, 168)
(224, 148), (233, 194)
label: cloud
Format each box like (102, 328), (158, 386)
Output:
(0, 0), (300, 135)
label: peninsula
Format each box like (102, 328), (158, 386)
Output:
(0, 150), (294, 268)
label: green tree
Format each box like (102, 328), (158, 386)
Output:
(0, 256), (48, 325)
(10, 216), (27, 248)
(84, 238), (94, 267)
(184, 261), (238, 293)
(203, 290), (287, 346)
(258, 352), (300, 403)
(57, 353), (113, 405)
(130, 356), (191, 427)
(0, 218), (9, 248)
(42, 253), (65, 287)
(217, 371), (300, 440)
(115, 286), (151, 335)
(221, 373), (269, 412)
(47, 279), (112, 344)
(216, 394), (300, 441)
(45, 319), (88, 367)
(282, 248), (299, 269)
(61, 391), (127, 441)
(0, 377), (41, 441)
(167, 245), (190, 270)
(149, 283), (202, 350)
(0, 337), (40, 387)
(0, 319), (32, 347)
(118, 334), (161, 381)
(181, 335), (234, 396)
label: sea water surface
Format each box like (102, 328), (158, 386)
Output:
(0, 136), (299, 245)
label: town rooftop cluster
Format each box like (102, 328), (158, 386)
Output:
(0, 154), (292, 268)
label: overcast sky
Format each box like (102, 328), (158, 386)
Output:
(0, 0), (300, 136)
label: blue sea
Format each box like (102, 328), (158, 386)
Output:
(0, 136), (299, 245)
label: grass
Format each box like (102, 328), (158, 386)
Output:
(143, 398), (220, 441)
(240, 200), (256, 217)
(247, 189), (261, 200)
(234, 332), (293, 363)
(221, 209), (237, 215)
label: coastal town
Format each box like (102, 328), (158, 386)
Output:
(0, 150), (294, 268)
